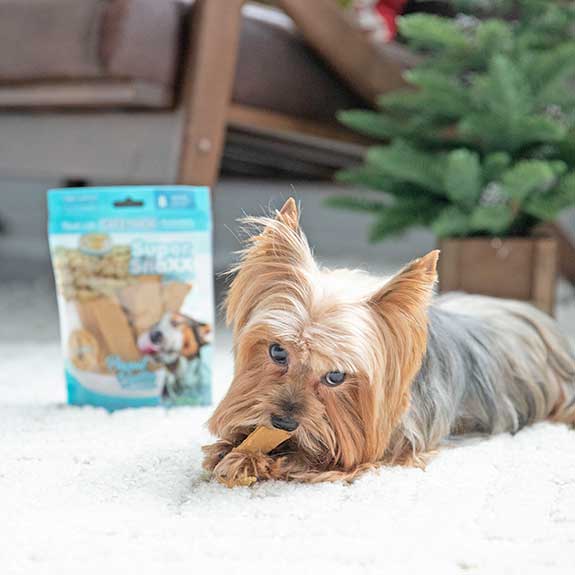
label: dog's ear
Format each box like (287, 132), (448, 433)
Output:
(275, 197), (299, 230)
(366, 251), (439, 445)
(369, 250), (439, 317)
(197, 322), (212, 346)
(181, 325), (200, 359)
(226, 197), (315, 331)
(369, 250), (439, 352)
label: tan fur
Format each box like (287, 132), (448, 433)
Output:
(204, 199), (440, 484)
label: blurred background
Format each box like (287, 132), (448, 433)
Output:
(0, 0), (574, 345)
(1, 4), (575, 572)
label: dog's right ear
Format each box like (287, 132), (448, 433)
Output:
(225, 198), (315, 331)
(275, 197), (299, 230)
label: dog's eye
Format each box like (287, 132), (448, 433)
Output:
(269, 343), (288, 365)
(323, 371), (346, 387)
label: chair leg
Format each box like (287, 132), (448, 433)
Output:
(177, 0), (245, 188)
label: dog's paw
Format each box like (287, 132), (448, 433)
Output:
(212, 450), (274, 487)
(201, 440), (235, 472)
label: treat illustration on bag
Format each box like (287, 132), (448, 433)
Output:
(48, 187), (214, 410)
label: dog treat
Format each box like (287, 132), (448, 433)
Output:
(215, 426), (292, 488)
(48, 186), (215, 410)
(86, 297), (141, 362)
(136, 274), (162, 284)
(119, 280), (164, 334)
(162, 282), (191, 313)
(68, 329), (101, 372)
(218, 471), (258, 488)
(75, 301), (112, 372)
(79, 233), (111, 254)
(234, 426), (292, 454)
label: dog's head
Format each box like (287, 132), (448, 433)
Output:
(138, 312), (212, 365)
(208, 198), (438, 470)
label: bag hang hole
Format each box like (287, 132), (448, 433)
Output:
(113, 197), (144, 208)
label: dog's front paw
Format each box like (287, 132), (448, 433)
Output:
(212, 450), (274, 487)
(202, 440), (235, 473)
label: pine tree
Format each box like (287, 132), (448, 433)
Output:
(329, 0), (575, 241)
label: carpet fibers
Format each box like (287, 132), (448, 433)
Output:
(1, 280), (574, 575)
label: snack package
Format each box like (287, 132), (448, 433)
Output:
(48, 186), (214, 410)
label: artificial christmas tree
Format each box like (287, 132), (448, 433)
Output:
(330, 0), (575, 313)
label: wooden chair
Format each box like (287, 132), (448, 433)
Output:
(179, 0), (414, 185)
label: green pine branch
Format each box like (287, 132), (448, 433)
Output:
(328, 0), (575, 242)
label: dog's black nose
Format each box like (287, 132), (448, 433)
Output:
(271, 414), (299, 432)
(150, 330), (163, 344)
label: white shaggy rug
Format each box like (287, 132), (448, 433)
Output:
(1, 280), (574, 575)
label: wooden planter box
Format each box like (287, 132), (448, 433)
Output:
(438, 237), (558, 315)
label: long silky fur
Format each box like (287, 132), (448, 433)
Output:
(392, 296), (575, 463)
(204, 199), (575, 485)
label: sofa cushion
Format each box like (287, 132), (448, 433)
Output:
(100, 0), (183, 87)
(0, 0), (104, 80)
(0, 0), (182, 87)
(0, 1), (362, 115)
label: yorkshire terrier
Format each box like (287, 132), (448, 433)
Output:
(203, 198), (575, 483)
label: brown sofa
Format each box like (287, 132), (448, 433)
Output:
(0, 0), (412, 184)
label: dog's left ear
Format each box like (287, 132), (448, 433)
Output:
(369, 250), (439, 316)
(364, 251), (439, 460)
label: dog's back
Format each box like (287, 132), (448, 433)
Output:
(401, 294), (575, 452)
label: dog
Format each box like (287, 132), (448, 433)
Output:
(138, 312), (212, 401)
(203, 198), (575, 484)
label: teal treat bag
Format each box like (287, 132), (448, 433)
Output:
(47, 186), (214, 410)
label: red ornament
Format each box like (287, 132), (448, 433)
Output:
(374, 0), (409, 41)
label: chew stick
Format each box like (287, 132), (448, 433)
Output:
(233, 426), (291, 454)
(86, 296), (141, 362)
(215, 426), (292, 488)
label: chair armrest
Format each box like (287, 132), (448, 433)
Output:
(278, 0), (413, 104)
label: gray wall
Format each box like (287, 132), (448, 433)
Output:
(0, 178), (57, 279)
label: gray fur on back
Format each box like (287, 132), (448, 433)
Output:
(399, 294), (575, 454)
